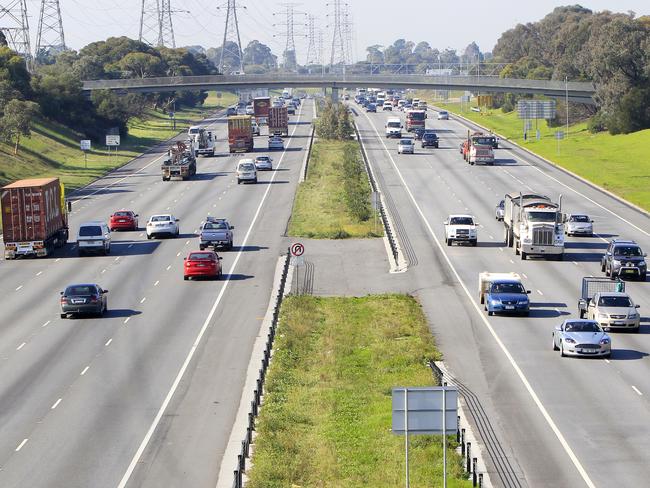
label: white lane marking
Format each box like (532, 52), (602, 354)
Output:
(140, 297), (146, 304)
(114, 257), (120, 261)
(15, 285), (23, 291)
(166, 207), (170, 210)
(51, 398), (62, 410)
(632, 386), (643, 396)
(16, 342), (26, 351)
(509, 259), (514, 264)
(154, 280), (159, 286)
(139, 233), (144, 237)
(185, 240), (190, 245)
(499, 247), (504, 252)
(116, 102), (305, 488)
(522, 273), (528, 279)
(537, 290), (544, 296)
(15, 439), (28, 452)
(166, 265), (172, 271)
(42, 320), (50, 328)
(36, 271), (42, 276)
(80, 366), (90, 376)
(360, 109), (597, 488)
(489, 235), (494, 239)
(55, 258), (60, 262)
(101, 269), (107, 274)
(604, 359), (610, 364)
(176, 252), (181, 257)
(573, 261), (578, 266)
(124, 317), (130, 324)
(105, 338), (113, 347)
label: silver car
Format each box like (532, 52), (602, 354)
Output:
(397, 138), (415, 154)
(587, 292), (640, 332)
(254, 155), (273, 171)
(495, 200), (505, 221)
(553, 319), (611, 358)
(565, 214), (593, 236)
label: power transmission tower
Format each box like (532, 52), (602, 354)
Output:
(35, 0), (66, 62)
(343, 6), (353, 64)
(139, 0), (176, 48)
(305, 14), (317, 65)
(217, 0), (245, 74)
(327, 0), (346, 66)
(273, 3), (305, 71)
(0, 0), (31, 61)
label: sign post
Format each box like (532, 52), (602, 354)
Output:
(80, 140), (91, 168)
(106, 135), (120, 162)
(555, 130), (564, 155)
(290, 243), (305, 294)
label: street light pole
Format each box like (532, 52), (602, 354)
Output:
(565, 76), (569, 138)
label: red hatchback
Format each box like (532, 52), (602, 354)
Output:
(184, 251), (223, 280)
(109, 210), (139, 231)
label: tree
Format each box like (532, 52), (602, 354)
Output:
(0, 30), (7, 47)
(118, 52), (164, 78)
(0, 99), (40, 154)
(243, 40), (277, 69)
(366, 45), (384, 64)
(0, 46), (32, 97)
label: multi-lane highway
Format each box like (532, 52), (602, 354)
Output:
(0, 100), (314, 487)
(354, 103), (650, 487)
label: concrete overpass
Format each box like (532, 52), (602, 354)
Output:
(82, 73), (597, 104)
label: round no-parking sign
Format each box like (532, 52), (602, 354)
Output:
(290, 242), (305, 257)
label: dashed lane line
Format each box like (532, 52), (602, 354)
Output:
(16, 342), (26, 351)
(15, 439), (28, 452)
(105, 338), (113, 347)
(80, 366), (90, 376)
(632, 386), (643, 396)
(51, 398), (62, 410)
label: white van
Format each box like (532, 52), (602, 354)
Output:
(77, 221), (111, 256)
(385, 117), (403, 138)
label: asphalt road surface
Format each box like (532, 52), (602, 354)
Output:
(354, 104), (650, 488)
(0, 101), (314, 487)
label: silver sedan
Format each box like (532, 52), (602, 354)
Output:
(565, 214), (594, 236)
(552, 319), (611, 358)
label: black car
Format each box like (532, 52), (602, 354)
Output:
(413, 128), (426, 140)
(601, 239), (647, 280)
(226, 107), (237, 116)
(60, 283), (108, 318)
(421, 131), (439, 148)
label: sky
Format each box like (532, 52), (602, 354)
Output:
(16, 0), (650, 62)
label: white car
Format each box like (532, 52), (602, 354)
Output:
(236, 159), (258, 184)
(565, 214), (594, 236)
(444, 214), (478, 246)
(268, 136), (284, 150)
(254, 155), (273, 170)
(77, 221), (111, 256)
(437, 111), (449, 120)
(245, 105), (254, 115)
(397, 138), (415, 154)
(382, 103), (393, 111)
(146, 214), (179, 239)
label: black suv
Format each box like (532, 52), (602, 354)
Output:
(421, 131), (439, 148)
(601, 239), (647, 280)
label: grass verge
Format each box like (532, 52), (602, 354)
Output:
(0, 91), (238, 191)
(247, 295), (471, 488)
(417, 93), (650, 212)
(288, 140), (381, 238)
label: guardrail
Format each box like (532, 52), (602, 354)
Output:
(353, 121), (400, 264)
(232, 251), (291, 488)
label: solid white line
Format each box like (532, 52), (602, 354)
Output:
(522, 273), (528, 279)
(185, 240), (190, 245)
(361, 109), (597, 488)
(604, 359), (611, 364)
(105, 338), (113, 347)
(176, 252), (181, 257)
(80, 366), (90, 375)
(101, 269), (107, 274)
(115, 257), (120, 261)
(573, 261), (578, 266)
(632, 386), (643, 396)
(15, 439), (28, 452)
(117, 102), (306, 488)
(16, 342), (26, 351)
(51, 398), (62, 410)
(42, 320), (50, 328)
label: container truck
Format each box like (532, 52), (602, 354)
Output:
(228, 115), (254, 153)
(253, 96), (271, 125)
(405, 109), (427, 132)
(1, 177), (68, 259)
(162, 141), (197, 180)
(268, 106), (289, 136)
(503, 192), (565, 260)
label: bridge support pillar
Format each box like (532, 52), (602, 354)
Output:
(331, 87), (339, 103)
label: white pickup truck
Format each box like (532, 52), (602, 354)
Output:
(444, 214), (478, 246)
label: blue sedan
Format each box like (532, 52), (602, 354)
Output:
(485, 280), (530, 316)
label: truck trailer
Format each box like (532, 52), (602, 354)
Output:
(253, 97), (271, 125)
(228, 116), (254, 153)
(162, 141), (197, 180)
(268, 106), (289, 136)
(1, 177), (69, 259)
(503, 192), (564, 260)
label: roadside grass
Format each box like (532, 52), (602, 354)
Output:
(419, 94), (650, 212)
(288, 140), (381, 238)
(247, 294), (471, 488)
(0, 91), (238, 191)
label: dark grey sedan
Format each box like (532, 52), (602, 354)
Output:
(60, 284), (108, 318)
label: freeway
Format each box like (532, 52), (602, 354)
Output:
(354, 103), (650, 487)
(0, 100), (314, 487)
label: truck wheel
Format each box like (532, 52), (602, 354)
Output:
(553, 335), (559, 351)
(521, 251), (527, 260)
(601, 262), (605, 272)
(237, 179), (241, 185)
(555, 253), (563, 261)
(446, 238), (451, 246)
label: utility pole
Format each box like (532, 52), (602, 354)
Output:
(565, 76), (569, 138)
(35, 0), (66, 63)
(0, 0), (31, 63)
(327, 0), (346, 67)
(273, 3), (305, 72)
(305, 14), (317, 66)
(217, 0), (245, 74)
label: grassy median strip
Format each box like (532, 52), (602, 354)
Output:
(288, 140), (381, 238)
(247, 295), (471, 488)
(422, 96), (650, 212)
(0, 91), (237, 190)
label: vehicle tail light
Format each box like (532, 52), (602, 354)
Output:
(60, 297), (67, 304)
(186, 261), (192, 267)
(34, 241), (44, 250)
(90, 295), (99, 303)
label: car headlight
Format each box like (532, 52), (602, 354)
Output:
(598, 313), (609, 320)
(639, 261), (646, 267)
(628, 313), (639, 319)
(490, 299), (502, 305)
(600, 338), (610, 345)
(564, 337), (576, 344)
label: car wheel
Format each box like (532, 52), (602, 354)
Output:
(446, 238), (451, 246)
(60, 313), (67, 319)
(184, 275), (189, 281)
(237, 179), (241, 185)
(105, 244), (110, 255)
(254, 178), (258, 183)
(228, 241), (233, 251)
(553, 334), (559, 351)
(632, 326), (640, 333)
(199, 245), (205, 250)
(605, 265), (611, 277)
(147, 233), (152, 240)
(560, 342), (566, 357)
(488, 310), (493, 316)
(471, 240), (477, 247)
(521, 251), (527, 260)
(78, 250), (85, 257)
(175, 229), (180, 237)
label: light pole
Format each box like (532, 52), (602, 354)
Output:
(565, 76), (569, 138)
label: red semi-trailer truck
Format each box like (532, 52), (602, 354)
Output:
(1, 177), (69, 259)
(253, 96), (271, 125)
(228, 115), (254, 153)
(268, 106), (289, 136)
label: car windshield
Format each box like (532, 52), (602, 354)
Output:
(189, 253), (214, 261)
(423, 134), (436, 139)
(491, 282), (526, 294)
(151, 215), (171, 222)
(400, 139), (413, 145)
(408, 112), (426, 120)
(498, 200), (504, 208)
(439, 111), (448, 115)
(204, 221), (227, 230)
(613, 246), (642, 257)
(66, 285), (96, 295)
(239, 163), (255, 171)
(79, 225), (102, 236)
(387, 122), (401, 128)
(256, 157), (270, 162)
(570, 215), (590, 222)
(188, 128), (199, 134)
(526, 211), (557, 222)
(473, 137), (493, 145)
(114, 212), (131, 217)
(598, 296), (632, 307)
(450, 217), (474, 225)
(564, 321), (601, 333)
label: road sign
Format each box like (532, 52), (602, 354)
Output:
(392, 387), (458, 435)
(106, 135), (120, 146)
(517, 100), (556, 120)
(290, 242), (304, 257)
(80, 140), (91, 151)
(169, 111), (175, 119)
(555, 130), (565, 140)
